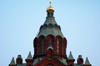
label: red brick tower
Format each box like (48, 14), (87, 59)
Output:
(33, 2), (67, 66)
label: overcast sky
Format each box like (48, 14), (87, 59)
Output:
(0, 0), (100, 66)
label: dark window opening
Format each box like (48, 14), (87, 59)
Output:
(42, 39), (44, 53)
(57, 39), (59, 53)
(49, 38), (52, 45)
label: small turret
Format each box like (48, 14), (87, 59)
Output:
(26, 52), (33, 66)
(67, 51), (75, 66)
(16, 55), (22, 64)
(77, 55), (83, 64)
(34, 2), (65, 60)
(83, 57), (91, 66)
(9, 57), (16, 66)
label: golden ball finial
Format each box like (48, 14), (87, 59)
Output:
(46, 2), (55, 12)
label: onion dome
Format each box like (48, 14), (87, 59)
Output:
(37, 2), (64, 38)
(46, 2), (55, 12)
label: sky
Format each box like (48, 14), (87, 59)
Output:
(0, 0), (100, 66)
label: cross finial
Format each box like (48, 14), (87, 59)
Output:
(50, 2), (51, 7)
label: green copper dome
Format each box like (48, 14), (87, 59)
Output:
(37, 4), (64, 38)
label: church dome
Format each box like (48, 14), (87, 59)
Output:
(46, 2), (55, 12)
(37, 2), (64, 38)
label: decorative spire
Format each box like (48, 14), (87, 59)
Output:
(10, 57), (15, 65)
(50, 2), (51, 7)
(85, 57), (90, 65)
(46, 2), (55, 12)
(68, 51), (74, 59)
(27, 51), (32, 59)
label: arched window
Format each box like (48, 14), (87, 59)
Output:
(57, 39), (59, 53)
(49, 38), (52, 45)
(62, 43), (64, 54)
(42, 39), (44, 53)
(48, 12), (50, 16)
(36, 41), (38, 54)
